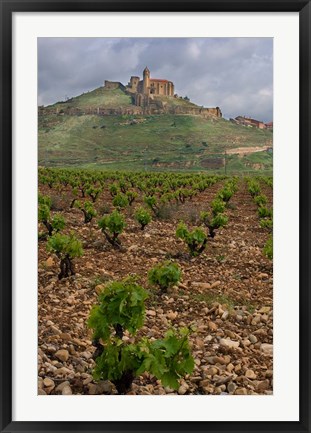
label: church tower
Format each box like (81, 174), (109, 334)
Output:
(143, 66), (150, 95)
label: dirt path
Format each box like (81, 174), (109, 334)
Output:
(226, 146), (271, 155)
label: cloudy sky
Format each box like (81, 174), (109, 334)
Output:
(38, 37), (273, 122)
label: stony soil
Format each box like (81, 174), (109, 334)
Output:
(38, 179), (273, 396)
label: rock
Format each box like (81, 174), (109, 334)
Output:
(83, 377), (93, 386)
(87, 383), (98, 395)
(219, 338), (240, 349)
(80, 351), (92, 360)
(46, 345), (57, 353)
(45, 257), (54, 267)
(214, 355), (231, 365)
(195, 337), (205, 350)
(245, 369), (256, 379)
(96, 381), (113, 394)
(226, 330), (236, 339)
(178, 385), (188, 395)
(256, 379), (270, 391)
(62, 385), (73, 395)
(38, 377), (44, 389)
(43, 283), (54, 292)
(208, 322), (218, 331)
(265, 370), (273, 378)
(50, 326), (61, 335)
(260, 343), (273, 356)
(206, 367), (218, 376)
(55, 349), (69, 362)
(235, 387), (248, 395)
(249, 334), (258, 344)
(251, 315), (261, 325)
(218, 306), (225, 315)
(234, 364), (242, 372)
(43, 378), (55, 388)
(167, 311), (178, 320)
(54, 366), (72, 376)
(258, 306), (271, 313)
(199, 379), (209, 388)
(221, 311), (229, 320)
(38, 389), (47, 395)
(146, 310), (156, 317)
(226, 363), (235, 373)
(227, 382), (237, 393)
(95, 284), (105, 295)
(59, 332), (71, 341)
(55, 381), (71, 393)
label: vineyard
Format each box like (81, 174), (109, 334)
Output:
(38, 168), (273, 396)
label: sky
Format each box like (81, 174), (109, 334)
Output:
(38, 37), (273, 122)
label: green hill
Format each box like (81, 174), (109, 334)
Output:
(39, 87), (273, 173)
(43, 87), (133, 112)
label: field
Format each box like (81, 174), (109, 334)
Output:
(38, 168), (273, 396)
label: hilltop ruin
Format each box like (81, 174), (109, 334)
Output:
(104, 66), (222, 118)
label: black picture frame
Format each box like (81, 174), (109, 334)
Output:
(0, 1), (310, 432)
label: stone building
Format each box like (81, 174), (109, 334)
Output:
(126, 67), (175, 97)
(103, 66), (221, 117)
(234, 116), (266, 129)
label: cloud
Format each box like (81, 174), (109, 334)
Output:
(38, 37), (273, 122)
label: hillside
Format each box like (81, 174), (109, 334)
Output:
(39, 87), (273, 173)
(42, 87), (134, 112)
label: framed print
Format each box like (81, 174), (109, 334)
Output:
(0, 1), (310, 432)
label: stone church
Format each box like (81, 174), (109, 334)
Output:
(103, 66), (221, 117)
(126, 66), (175, 97)
(125, 67), (175, 108)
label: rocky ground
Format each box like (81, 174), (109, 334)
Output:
(38, 179), (273, 396)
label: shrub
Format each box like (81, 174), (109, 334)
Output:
(258, 206), (272, 219)
(248, 181), (260, 197)
(86, 185), (102, 203)
(217, 187), (233, 203)
(200, 211), (228, 238)
(260, 218), (273, 230)
(47, 233), (83, 279)
(254, 194), (267, 207)
(211, 198), (225, 216)
(113, 193), (129, 209)
(126, 191), (138, 206)
(144, 195), (160, 217)
(109, 183), (119, 197)
(38, 204), (52, 233)
(75, 200), (97, 223)
(88, 277), (148, 341)
(88, 277), (194, 394)
(38, 194), (52, 208)
(263, 236), (273, 260)
(176, 222), (207, 256)
(134, 207), (152, 230)
(148, 261), (181, 293)
(38, 199), (65, 237)
(50, 214), (66, 233)
(98, 210), (126, 247)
